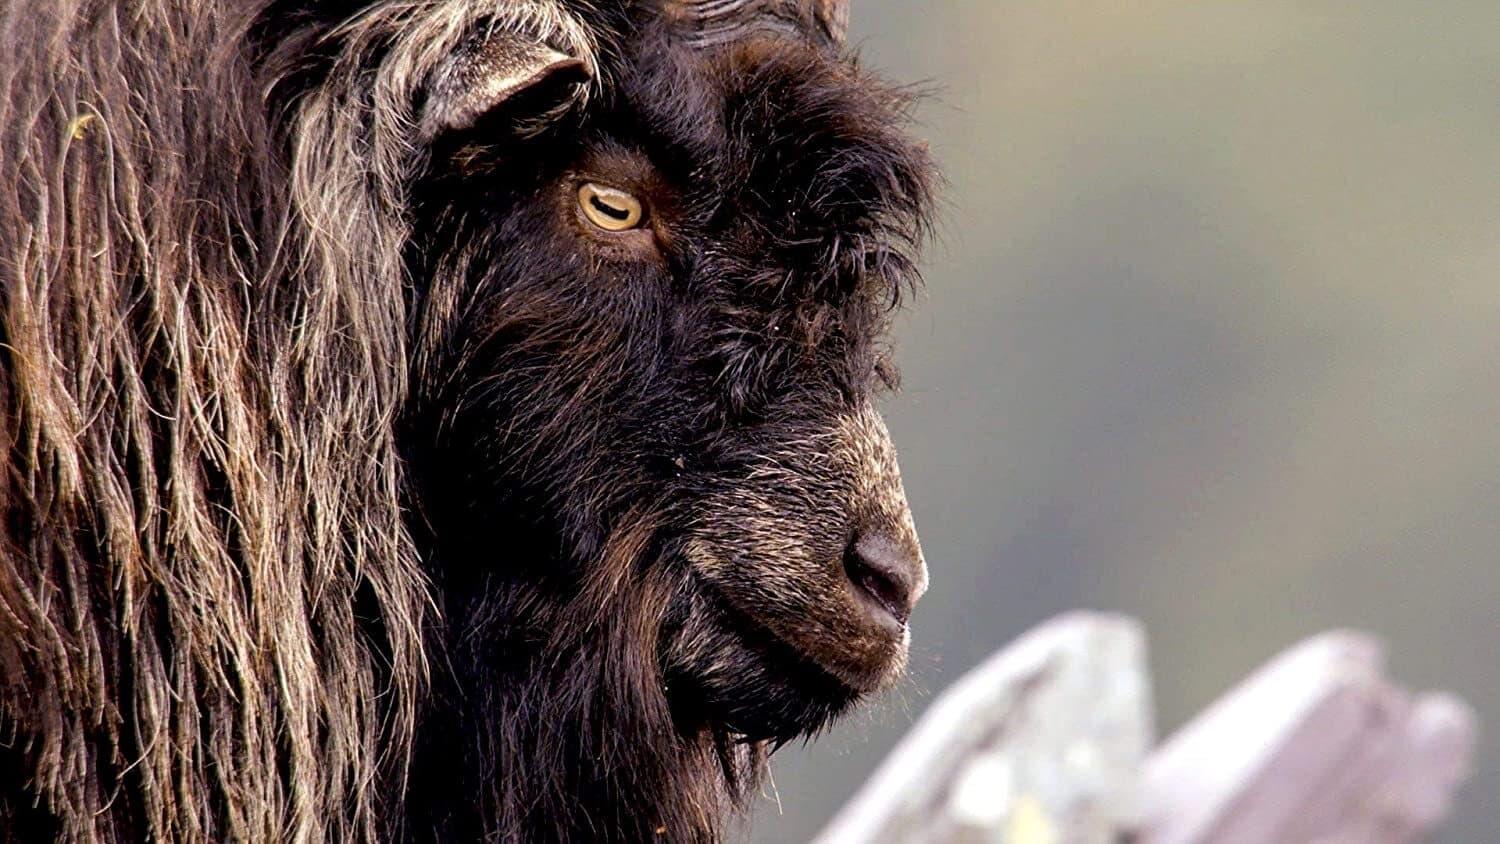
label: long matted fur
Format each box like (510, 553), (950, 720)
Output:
(0, 1), (516, 837)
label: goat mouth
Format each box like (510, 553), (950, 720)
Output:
(687, 572), (906, 697)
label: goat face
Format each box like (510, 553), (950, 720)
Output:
(405, 0), (936, 743)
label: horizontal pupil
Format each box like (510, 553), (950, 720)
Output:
(590, 195), (631, 221)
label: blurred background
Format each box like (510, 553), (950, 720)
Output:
(749, 2), (1500, 841)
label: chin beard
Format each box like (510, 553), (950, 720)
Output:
(660, 584), (863, 745)
(404, 507), (873, 840)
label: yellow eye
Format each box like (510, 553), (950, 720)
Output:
(578, 182), (646, 231)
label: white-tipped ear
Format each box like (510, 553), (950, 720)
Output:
(420, 31), (590, 142)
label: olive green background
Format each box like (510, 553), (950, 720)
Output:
(750, 3), (1500, 841)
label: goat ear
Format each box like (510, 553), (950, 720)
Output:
(420, 32), (590, 142)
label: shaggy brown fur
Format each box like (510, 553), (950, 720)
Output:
(0, 1), (434, 839)
(0, 1), (936, 841)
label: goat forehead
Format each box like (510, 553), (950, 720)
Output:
(606, 39), (929, 289)
(619, 39), (913, 183)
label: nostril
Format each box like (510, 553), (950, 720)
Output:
(843, 531), (924, 628)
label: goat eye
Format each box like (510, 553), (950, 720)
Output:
(578, 182), (645, 232)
